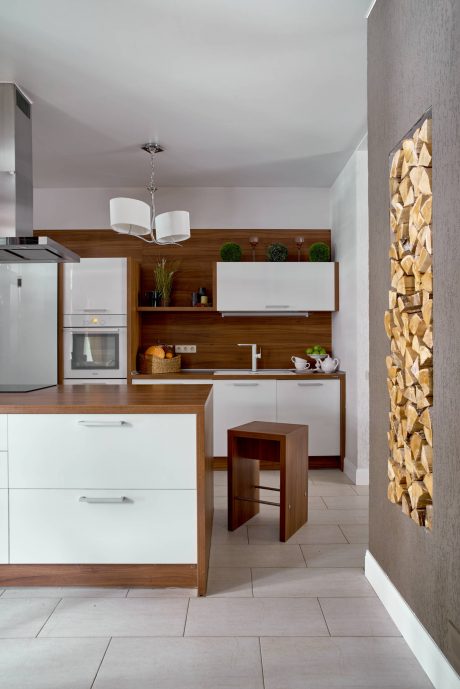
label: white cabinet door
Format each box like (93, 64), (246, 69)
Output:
(213, 380), (276, 456)
(216, 263), (337, 312)
(276, 380), (341, 455)
(8, 414), (197, 489)
(9, 489), (197, 564)
(0, 490), (8, 563)
(63, 258), (127, 314)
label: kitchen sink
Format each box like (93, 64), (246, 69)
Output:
(213, 369), (295, 375)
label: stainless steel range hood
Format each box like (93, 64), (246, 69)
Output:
(0, 83), (79, 263)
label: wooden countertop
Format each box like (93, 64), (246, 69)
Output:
(133, 371), (346, 381)
(0, 384), (213, 414)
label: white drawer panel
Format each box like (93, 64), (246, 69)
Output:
(0, 490), (8, 563)
(0, 452), (7, 489)
(0, 415), (6, 451)
(10, 489), (197, 564)
(8, 414), (196, 489)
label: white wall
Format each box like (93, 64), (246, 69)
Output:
(331, 148), (369, 484)
(34, 186), (330, 230)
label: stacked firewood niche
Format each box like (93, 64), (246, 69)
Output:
(385, 116), (433, 530)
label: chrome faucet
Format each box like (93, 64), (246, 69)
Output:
(237, 343), (262, 372)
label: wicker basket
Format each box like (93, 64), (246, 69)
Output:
(139, 353), (181, 374)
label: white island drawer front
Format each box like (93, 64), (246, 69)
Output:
(0, 490), (8, 563)
(276, 379), (341, 455)
(8, 414), (196, 489)
(9, 489), (197, 564)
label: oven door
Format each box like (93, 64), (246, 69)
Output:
(63, 328), (127, 379)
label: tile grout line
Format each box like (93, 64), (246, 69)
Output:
(317, 597), (332, 637)
(258, 637), (266, 689)
(182, 598), (191, 636)
(34, 597), (62, 638)
(90, 637), (112, 689)
(337, 524), (351, 544)
(250, 567), (254, 597)
(299, 544), (308, 567)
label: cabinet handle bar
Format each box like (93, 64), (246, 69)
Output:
(79, 496), (127, 504)
(78, 420), (128, 427)
(297, 382), (324, 387)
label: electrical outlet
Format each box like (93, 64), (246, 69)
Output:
(175, 345), (197, 353)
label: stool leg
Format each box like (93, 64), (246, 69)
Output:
(279, 430), (308, 542)
(228, 435), (260, 531)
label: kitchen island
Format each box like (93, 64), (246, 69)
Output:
(0, 384), (213, 595)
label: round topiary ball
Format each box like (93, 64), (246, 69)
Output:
(220, 242), (242, 262)
(266, 243), (289, 262)
(309, 242), (330, 262)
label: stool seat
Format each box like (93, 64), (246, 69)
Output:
(227, 421), (308, 542)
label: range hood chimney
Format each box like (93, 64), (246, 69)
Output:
(0, 83), (79, 263)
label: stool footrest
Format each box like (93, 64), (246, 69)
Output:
(235, 496), (280, 507)
(253, 484), (280, 492)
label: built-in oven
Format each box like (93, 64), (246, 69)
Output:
(63, 314), (127, 380)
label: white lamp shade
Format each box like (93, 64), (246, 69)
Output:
(155, 211), (191, 243)
(110, 197), (151, 236)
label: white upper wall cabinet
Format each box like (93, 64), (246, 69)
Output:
(216, 263), (338, 312)
(63, 257), (127, 315)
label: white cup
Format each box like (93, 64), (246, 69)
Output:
(291, 356), (310, 370)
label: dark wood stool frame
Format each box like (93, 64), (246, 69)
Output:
(227, 421), (308, 542)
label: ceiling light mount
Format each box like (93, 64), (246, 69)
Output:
(109, 142), (190, 245)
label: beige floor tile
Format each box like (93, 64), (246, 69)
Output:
(185, 597), (328, 637)
(127, 588), (197, 598)
(93, 637), (264, 689)
(308, 509), (368, 524)
(302, 543), (367, 567)
(1, 587), (128, 598)
(308, 496), (327, 509)
(323, 495), (369, 509)
(0, 637), (109, 689)
(310, 469), (353, 485)
(339, 524), (369, 543)
(252, 567), (375, 597)
(0, 599), (59, 638)
(352, 484), (369, 495)
(39, 598), (188, 638)
(212, 521), (248, 544)
(210, 544), (306, 568)
(319, 597), (401, 636)
(206, 568), (253, 597)
(213, 471), (228, 486)
(248, 523), (347, 545)
(309, 482), (358, 497)
(260, 637), (433, 688)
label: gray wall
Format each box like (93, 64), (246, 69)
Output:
(368, 0), (460, 671)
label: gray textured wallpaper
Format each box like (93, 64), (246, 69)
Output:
(368, 0), (460, 672)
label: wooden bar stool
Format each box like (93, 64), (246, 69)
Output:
(227, 421), (308, 542)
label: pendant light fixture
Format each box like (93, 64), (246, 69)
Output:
(109, 143), (190, 244)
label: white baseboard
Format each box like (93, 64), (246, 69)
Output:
(365, 551), (460, 689)
(343, 458), (369, 485)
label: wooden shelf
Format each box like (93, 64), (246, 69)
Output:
(137, 307), (216, 312)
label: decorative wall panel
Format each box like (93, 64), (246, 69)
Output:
(385, 114), (433, 529)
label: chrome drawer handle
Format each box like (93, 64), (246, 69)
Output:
(78, 420), (127, 427)
(265, 305), (289, 308)
(231, 383), (259, 387)
(82, 308), (109, 312)
(297, 382), (324, 386)
(79, 496), (127, 504)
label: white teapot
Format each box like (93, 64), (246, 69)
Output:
(316, 355), (340, 373)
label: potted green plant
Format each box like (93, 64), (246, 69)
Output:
(154, 257), (179, 307)
(220, 242), (242, 261)
(309, 242), (331, 262)
(266, 243), (289, 262)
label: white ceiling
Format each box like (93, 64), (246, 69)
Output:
(0, 0), (368, 188)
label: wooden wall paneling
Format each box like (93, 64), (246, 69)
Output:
(127, 258), (141, 380)
(57, 264), (64, 384)
(36, 229), (334, 372)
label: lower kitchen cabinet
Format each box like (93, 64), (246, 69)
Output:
(213, 380), (276, 456)
(9, 489), (197, 564)
(0, 490), (8, 563)
(276, 379), (341, 455)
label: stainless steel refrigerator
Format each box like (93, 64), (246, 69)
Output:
(0, 263), (57, 389)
